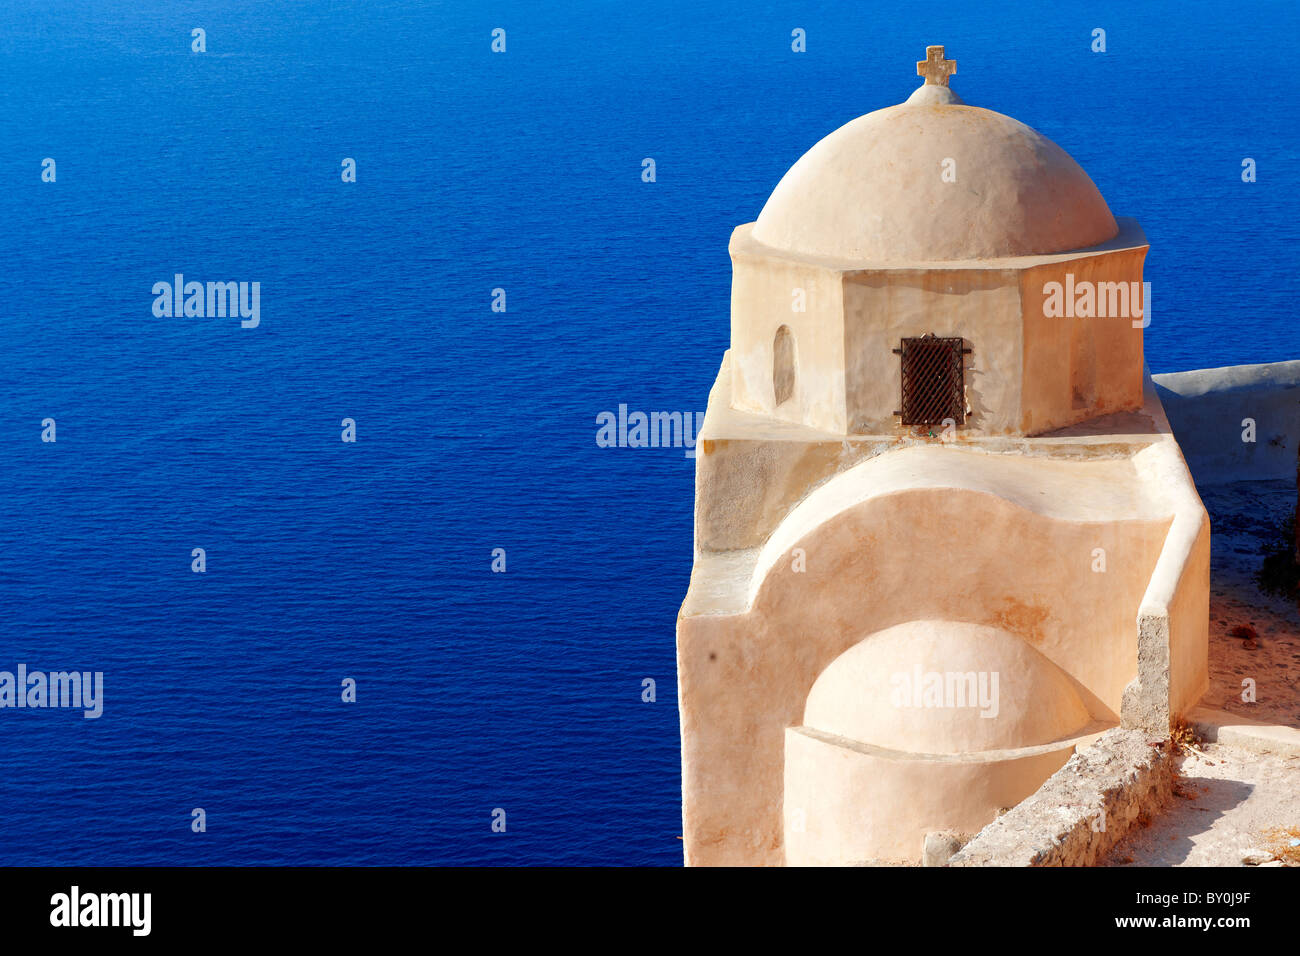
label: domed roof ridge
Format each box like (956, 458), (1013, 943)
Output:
(751, 46), (1119, 262)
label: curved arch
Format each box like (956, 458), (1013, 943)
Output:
(749, 446), (1167, 608)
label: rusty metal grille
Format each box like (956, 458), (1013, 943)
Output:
(896, 336), (967, 426)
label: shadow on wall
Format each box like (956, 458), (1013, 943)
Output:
(1152, 361), (1300, 486)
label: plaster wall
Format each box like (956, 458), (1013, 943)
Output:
(1019, 247), (1147, 434)
(783, 727), (1078, 864)
(1167, 520), (1211, 718)
(729, 229), (846, 432)
(841, 269), (1023, 434)
(1118, 441), (1212, 733)
(678, 452), (1170, 865)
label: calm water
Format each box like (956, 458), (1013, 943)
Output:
(0, 1), (1296, 865)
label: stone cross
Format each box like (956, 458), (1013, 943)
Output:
(917, 45), (956, 86)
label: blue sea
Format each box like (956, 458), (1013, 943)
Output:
(0, 0), (1296, 866)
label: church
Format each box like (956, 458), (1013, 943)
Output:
(676, 47), (1210, 866)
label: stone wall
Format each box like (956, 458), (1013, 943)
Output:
(947, 729), (1175, 866)
(1152, 361), (1300, 485)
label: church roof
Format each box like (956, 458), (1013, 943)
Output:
(751, 46), (1119, 263)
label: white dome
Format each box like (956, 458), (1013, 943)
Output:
(752, 95), (1119, 262)
(803, 620), (1093, 754)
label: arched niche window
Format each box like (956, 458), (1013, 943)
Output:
(773, 325), (796, 406)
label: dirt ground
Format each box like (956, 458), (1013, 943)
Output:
(1198, 480), (1300, 728)
(1104, 744), (1300, 866)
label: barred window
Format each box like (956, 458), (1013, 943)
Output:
(896, 336), (967, 426)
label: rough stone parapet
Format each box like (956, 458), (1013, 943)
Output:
(947, 728), (1174, 866)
